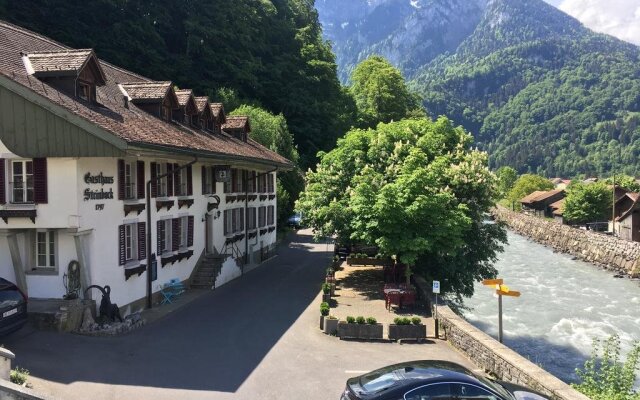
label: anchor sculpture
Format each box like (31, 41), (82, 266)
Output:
(84, 285), (123, 322)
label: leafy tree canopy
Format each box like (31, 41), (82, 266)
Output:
(350, 56), (423, 128)
(297, 117), (506, 299)
(563, 181), (611, 224)
(506, 174), (554, 209)
(496, 166), (518, 198)
(604, 174), (640, 193)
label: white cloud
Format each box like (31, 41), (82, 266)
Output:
(556, 0), (640, 45)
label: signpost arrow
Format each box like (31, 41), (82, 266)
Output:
(482, 278), (521, 343)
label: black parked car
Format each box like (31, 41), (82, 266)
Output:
(0, 278), (28, 336)
(341, 360), (548, 400)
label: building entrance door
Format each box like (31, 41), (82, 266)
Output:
(206, 214), (215, 254)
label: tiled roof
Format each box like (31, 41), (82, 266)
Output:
(194, 96), (209, 113)
(223, 116), (249, 131)
(26, 49), (92, 73)
(0, 20), (291, 168)
(520, 191), (546, 204)
(174, 89), (194, 106)
(210, 103), (224, 120)
(521, 189), (565, 205)
(550, 199), (565, 215)
(618, 193), (640, 222)
(120, 81), (172, 101)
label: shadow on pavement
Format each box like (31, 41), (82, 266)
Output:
(2, 229), (330, 393)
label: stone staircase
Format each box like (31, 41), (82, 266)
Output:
(190, 253), (226, 289)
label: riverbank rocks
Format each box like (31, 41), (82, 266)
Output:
(492, 206), (640, 278)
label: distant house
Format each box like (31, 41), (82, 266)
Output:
(612, 193), (640, 242)
(550, 178), (571, 190)
(549, 198), (565, 224)
(521, 189), (566, 218)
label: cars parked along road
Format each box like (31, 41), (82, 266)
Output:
(0, 278), (27, 336)
(341, 360), (548, 400)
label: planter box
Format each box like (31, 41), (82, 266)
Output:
(322, 293), (331, 303)
(338, 322), (383, 340)
(320, 315), (325, 330)
(388, 324), (427, 341)
(346, 257), (390, 267)
(323, 318), (339, 335)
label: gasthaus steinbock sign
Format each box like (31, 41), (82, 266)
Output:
(83, 172), (115, 201)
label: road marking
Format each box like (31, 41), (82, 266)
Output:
(345, 370), (368, 374)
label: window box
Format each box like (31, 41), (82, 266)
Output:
(176, 249), (194, 262)
(268, 194), (276, 201)
(0, 209), (37, 223)
(248, 195), (258, 202)
(226, 195), (236, 203)
(388, 324), (427, 341)
(337, 322), (383, 340)
(124, 263), (146, 280)
(248, 231), (257, 239)
(236, 194), (246, 202)
(177, 198), (194, 209)
(160, 253), (178, 267)
(259, 195), (268, 201)
(155, 199), (175, 212)
(259, 228), (268, 236)
(123, 202), (145, 216)
(268, 226), (275, 233)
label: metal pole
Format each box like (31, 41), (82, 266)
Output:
(612, 174), (616, 236)
(498, 294), (503, 343)
(434, 293), (439, 339)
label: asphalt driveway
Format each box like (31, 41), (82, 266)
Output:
(2, 229), (473, 400)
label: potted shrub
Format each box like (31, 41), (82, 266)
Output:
(323, 315), (339, 335)
(320, 302), (330, 329)
(388, 316), (427, 341)
(322, 283), (332, 303)
(338, 316), (383, 340)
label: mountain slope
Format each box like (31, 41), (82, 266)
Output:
(317, 0), (640, 177)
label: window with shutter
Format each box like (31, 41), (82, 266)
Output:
(0, 159), (6, 204)
(33, 158), (47, 204)
(172, 218), (180, 251)
(179, 216), (189, 249)
(137, 161), (145, 199)
(118, 225), (126, 266)
(166, 163), (174, 197)
(158, 219), (172, 254)
(188, 215), (194, 247)
(118, 159), (125, 200)
(150, 162), (158, 198)
(10, 160), (34, 203)
(186, 165), (193, 196)
(137, 222), (146, 260)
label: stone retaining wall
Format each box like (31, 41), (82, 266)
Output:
(436, 305), (590, 400)
(493, 206), (640, 277)
(0, 380), (53, 400)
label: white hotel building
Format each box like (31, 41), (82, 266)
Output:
(0, 21), (291, 309)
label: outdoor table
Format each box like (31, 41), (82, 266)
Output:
(383, 286), (417, 310)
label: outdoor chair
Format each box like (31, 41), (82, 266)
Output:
(386, 291), (402, 311)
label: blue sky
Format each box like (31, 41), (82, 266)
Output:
(545, 0), (640, 45)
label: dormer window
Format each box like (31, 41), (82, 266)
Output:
(24, 49), (106, 104)
(222, 116), (251, 142)
(194, 96), (213, 132)
(120, 81), (179, 121)
(174, 89), (199, 124)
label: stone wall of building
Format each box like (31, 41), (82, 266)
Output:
(436, 305), (590, 400)
(493, 206), (640, 277)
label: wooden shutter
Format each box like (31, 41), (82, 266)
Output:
(173, 163), (180, 195)
(137, 161), (145, 199)
(223, 210), (228, 235)
(166, 163), (174, 197)
(188, 216), (194, 247)
(137, 222), (146, 260)
(201, 166), (206, 194)
(172, 218), (180, 251)
(186, 165), (193, 196)
(231, 169), (237, 193)
(150, 162), (158, 198)
(118, 224), (126, 266)
(211, 167), (216, 193)
(117, 159), (125, 200)
(157, 220), (162, 254)
(0, 159), (5, 204)
(33, 158), (48, 204)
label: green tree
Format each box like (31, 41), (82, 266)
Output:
(506, 174), (554, 209)
(230, 105), (303, 226)
(563, 182), (611, 224)
(349, 56), (421, 128)
(297, 117), (506, 299)
(496, 166), (518, 198)
(573, 335), (640, 400)
(604, 174), (640, 193)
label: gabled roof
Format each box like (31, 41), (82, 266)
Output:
(550, 198), (565, 216)
(521, 191), (546, 204)
(174, 89), (198, 114)
(25, 48), (106, 85)
(223, 116), (251, 132)
(210, 103), (226, 122)
(0, 20), (292, 169)
(120, 81), (174, 102)
(521, 189), (565, 205)
(194, 96), (210, 114)
(617, 193), (640, 222)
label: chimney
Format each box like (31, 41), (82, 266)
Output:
(123, 96), (129, 109)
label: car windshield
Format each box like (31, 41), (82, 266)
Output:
(358, 369), (400, 393)
(475, 375), (515, 400)
(0, 286), (23, 309)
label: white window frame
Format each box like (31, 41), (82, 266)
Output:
(179, 215), (189, 249)
(11, 159), (34, 204)
(35, 230), (56, 269)
(156, 162), (168, 197)
(177, 167), (188, 197)
(247, 207), (256, 230)
(258, 206), (266, 228)
(124, 160), (137, 200)
(124, 223), (138, 262)
(203, 167), (214, 194)
(158, 218), (172, 255)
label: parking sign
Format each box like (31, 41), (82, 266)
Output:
(432, 280), (440, 294)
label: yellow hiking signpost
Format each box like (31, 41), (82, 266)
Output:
(482, 278), (520, 343)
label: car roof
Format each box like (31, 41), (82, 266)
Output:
(352, 360), (487, 399)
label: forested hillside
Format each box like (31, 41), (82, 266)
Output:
(0, 0), (354, 168)
(317, 0), (640, 177)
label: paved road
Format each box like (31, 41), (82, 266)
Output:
(3, 229), (473, 400)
